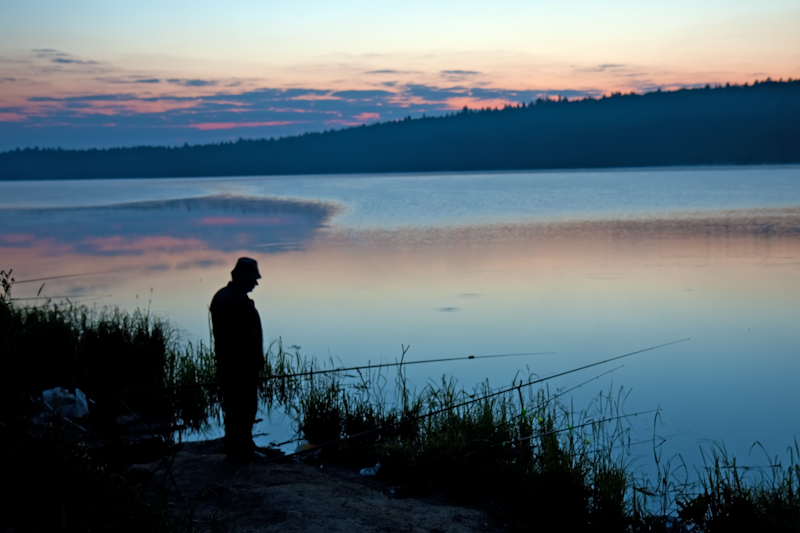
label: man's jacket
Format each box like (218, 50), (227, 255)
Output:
(210, 282), (264, 381)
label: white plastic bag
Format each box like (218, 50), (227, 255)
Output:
(359, 462), (381, 476)
(42, 387), (90, 420)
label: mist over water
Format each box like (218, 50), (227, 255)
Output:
(1, 166), (799, 471)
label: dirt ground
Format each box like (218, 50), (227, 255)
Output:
(155, 440), (508, 533)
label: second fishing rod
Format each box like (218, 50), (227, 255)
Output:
(275, 338), (690, 460)
(110, 349), (552, 396)
(263, 349), (553, 381)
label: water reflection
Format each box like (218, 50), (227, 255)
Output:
(0, 195), (338, 257)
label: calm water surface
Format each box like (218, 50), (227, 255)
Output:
(1, 166), (799, 474)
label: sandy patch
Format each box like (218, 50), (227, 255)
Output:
(160, 441), (507, 533)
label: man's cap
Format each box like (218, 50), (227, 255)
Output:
(231, 257), (262, 280)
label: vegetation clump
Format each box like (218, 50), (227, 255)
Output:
(287, 355), (800, 531)
(0, 271), (204, 531)
(286, 358), (635, 531)
(675, 442), (800, 532)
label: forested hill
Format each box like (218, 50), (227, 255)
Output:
(1, 80), (799, 180)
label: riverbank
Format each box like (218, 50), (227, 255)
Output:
(163, 439), (506, 533)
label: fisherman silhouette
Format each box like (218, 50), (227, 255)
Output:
(210, 257), (266, 462)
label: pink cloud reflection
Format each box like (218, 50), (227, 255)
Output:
(198, 216), (239, 225)
(86, 235), (206, 253)
(196, 216), (291, 225)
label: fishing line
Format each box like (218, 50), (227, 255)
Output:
(582, 429), (692, 456)
(494, 408), (661, 447)
(262, 351), (554, 381)
(275, 339), (689, 460)
(493, 365), (623, 431)
(11, 294), (113, 301)
(109, 350), (553, 396)
(14, 270), (116, 284)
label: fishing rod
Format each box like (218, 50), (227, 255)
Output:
(261, 351), (553, 381)
(14, 270), (117, 284)
(494, 409), (661, 448)
(493, 365), (623, 431)
(49, 296), (114, 305)
(275, 338), (689, 460)
(11, 294), (113, 301)
(581, 429), (691, 457)
(109, 350), (552, 396)
(273, 371), (577, 452)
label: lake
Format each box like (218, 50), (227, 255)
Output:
(1, 165), (799, 479)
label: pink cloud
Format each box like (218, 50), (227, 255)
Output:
(353, 112), (380, 121)
(184, 121), (304, 131)
(290, 94), (339, 101)
(267, 107), (339, 115)
(0, 112), (25, 122)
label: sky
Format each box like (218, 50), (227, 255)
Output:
(1, 0), (798, 151)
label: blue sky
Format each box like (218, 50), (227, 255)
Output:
(1, 0), (798, 150)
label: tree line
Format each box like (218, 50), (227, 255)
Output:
(1, 79), (798, 180)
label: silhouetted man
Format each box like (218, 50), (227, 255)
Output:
(210, 257), (265, 462)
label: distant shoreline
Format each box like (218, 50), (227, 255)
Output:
(2, 162), (800, 184)
(2, 81), (799, 181)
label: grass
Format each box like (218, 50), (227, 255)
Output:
(1, 288), (172, 422)
(0, 272), (209, 532)
(273, 339), (800, 531)
(286, 359), (637, 530)
(2, 270), (799, 532)
(674, 441), (800, 532)
(1, 269), (219, 430)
